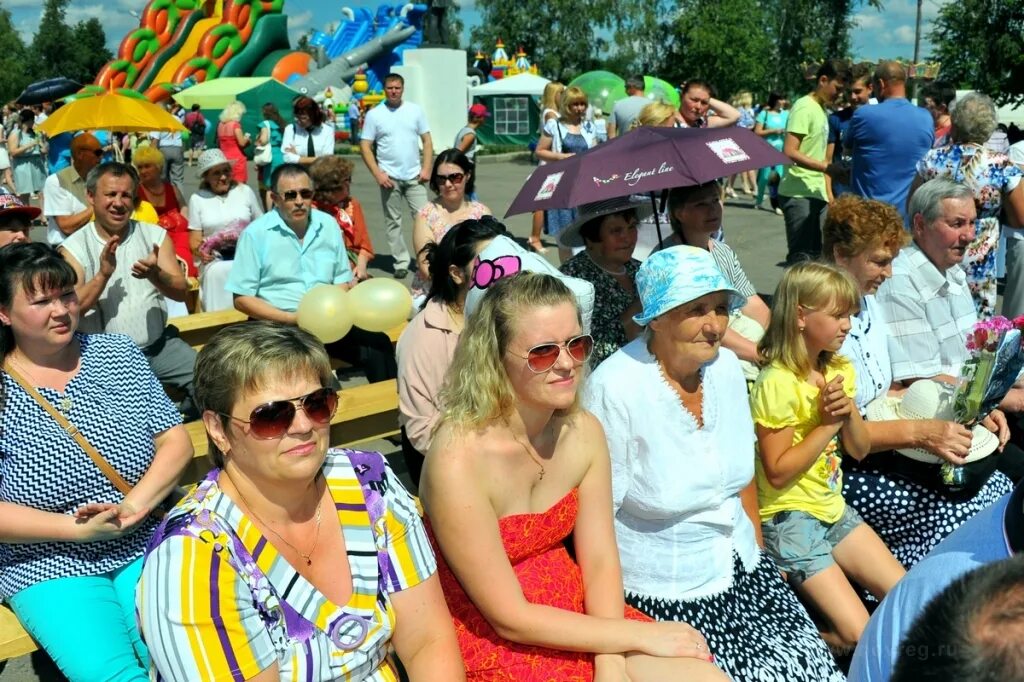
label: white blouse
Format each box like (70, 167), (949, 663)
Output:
(187, 183), (264, 239)
(583, 339), (759, 601)
(281, 123), (335, 163)
(839, 295), (893, 413)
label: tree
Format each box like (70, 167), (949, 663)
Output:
(28, 0), (77, 83)
(931, 0), (1024, 106)
(469, 0), (618, 81)
(0, 6), (31, 103)
(69, 18), (112, 86)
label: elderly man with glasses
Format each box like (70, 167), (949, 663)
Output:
(42, 132), (104, 245)
(226, 163), (397, 383)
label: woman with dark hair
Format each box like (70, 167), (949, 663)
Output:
(558, 197), (646, 367)
(310, 155), (374, 282)
(0, 242), (192, 681)
(396, 216), (507, 485)
(410, 148), (491, 297)
(282, 96), (334, 166)
(678, 80), (741, 129)
(754, 92), (789, 213)
(6, 109), (46, 203)
(255, 102), (287, 207)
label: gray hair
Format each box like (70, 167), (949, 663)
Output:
(951, 92), (998, 145)
(193, 321), (333, 468)
(909, 177), (975, 225)
(85, 161), (139, 195)
(626, 75), (645, 91)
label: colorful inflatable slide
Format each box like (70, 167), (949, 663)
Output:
(93, 0), (312, 102)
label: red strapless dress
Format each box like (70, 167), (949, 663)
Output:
(428, 488), (649, 681)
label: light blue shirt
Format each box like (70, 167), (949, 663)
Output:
(226, 208), (353, 312)
(848, 488), (1014, 681)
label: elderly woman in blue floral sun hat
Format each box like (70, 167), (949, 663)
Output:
(583, 246), (844, 682)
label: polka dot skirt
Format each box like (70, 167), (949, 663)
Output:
(842, 460), (1013, 571)
(626, 551), (844, 682)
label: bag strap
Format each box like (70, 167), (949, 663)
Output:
(2, 361), (132, 494)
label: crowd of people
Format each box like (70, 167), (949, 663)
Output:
(3, 59), (1024, 682)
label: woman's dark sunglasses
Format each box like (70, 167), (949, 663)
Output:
(221, 387), (338, 439)
(510, 334), (594, 373)
(281, 189), (315, 201)
(436, 172), (465, 185)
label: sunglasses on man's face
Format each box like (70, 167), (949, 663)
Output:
(221, 387), (338, 439)
(510, 334), (594, 373)
(280, 188), (315, 201)
(82, 148), (103, 157)
(436, 172), (465, 186)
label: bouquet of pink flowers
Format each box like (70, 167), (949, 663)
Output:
(198, 225), (244, 261)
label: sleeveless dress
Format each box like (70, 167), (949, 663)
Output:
(410, 200), (489, 297)
(138, 181), (195, 276)
(217, 121), (247, 184)
(428, 489), (650, 681)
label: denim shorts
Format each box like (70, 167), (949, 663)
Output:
(761, 506), (864, 585)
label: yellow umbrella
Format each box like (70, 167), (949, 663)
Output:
(38, 92), (186, 136)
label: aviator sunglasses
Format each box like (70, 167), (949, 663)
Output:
(510, 334), (594, 373)
(280, 188), (315, 201)
(221, 387), (338, 439)
(435, 172), (465, 185)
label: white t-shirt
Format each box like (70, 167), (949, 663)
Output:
(361, 101), (430, 181)
(61, 221), (169, 348)
(187, 183), (264, 239)
(42, 172), (87, 246)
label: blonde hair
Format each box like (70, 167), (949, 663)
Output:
(541, 82), (565, 113)
(132, 145), (165, 169)
(631, 101), (676, 129)
(758, 261), (860, 377)
(219, 100), (246, 123)
(439, 272), (583, 430)
(558, 86), (588, 119)
(730, 91), (753, 108)
(193, 321), (333, 467)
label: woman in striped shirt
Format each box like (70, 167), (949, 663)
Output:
(138, 322), (463, 681)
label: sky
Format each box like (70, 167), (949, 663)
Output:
(7, 0), (948, 75)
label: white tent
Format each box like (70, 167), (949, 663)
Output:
(471, 73), (551, 97)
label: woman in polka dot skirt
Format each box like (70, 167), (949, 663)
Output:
(824, 196), (1014, 573)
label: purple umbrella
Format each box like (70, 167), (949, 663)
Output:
(505, 125), (790, 217)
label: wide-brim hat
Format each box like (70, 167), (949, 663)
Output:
(464, 234), (595, 333)
(866, 380), (998, 463)
(633, 245), (745, 326)
(558, 196), (653, 249)
(197, 148), (231, 177)
(0, 186), (41, 222)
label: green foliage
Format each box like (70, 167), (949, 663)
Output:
(469, 0), (618, 81)
(70, 18), (113, 86)
(931, 0), (1024, 106)
(0, 6), (31, 103)
(19, 0), (112, 97)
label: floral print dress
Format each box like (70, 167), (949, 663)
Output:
(560, 252), (640, 366)
(916, 144), (1023, 319)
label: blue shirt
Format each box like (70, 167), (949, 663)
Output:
(848, 486), (1015, 681)
(226, 207), (354, 312)
(848, 98), (934, 223)
(0, 333), (181, 599)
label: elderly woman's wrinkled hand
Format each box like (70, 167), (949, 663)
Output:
(818, 374), (852, 425)
(981, 409), (1011, 451)
(918, 420), (971, 464)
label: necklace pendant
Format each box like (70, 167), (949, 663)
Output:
(539, 468), (545, 480)
(305, 557), (312, 566)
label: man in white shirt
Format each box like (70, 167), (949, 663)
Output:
(42, 132), (103, 246)
(150, 128), (185, 188)
(359, 73), (433, 279)
(60, 161), (196, 414)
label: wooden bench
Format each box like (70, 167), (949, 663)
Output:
(1, 379), (401, 663)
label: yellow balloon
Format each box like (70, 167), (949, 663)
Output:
(297, 285), (353, 343)
(348, 278), (413, 332)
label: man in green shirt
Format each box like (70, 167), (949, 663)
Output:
(779, 60), (849, 263)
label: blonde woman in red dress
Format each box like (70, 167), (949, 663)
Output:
(421, 272), (726, 681)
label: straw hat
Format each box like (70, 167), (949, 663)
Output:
(558, 196), (653, 249)
(197, 148), (231, 177)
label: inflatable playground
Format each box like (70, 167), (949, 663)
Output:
(85, 0), (429, 121)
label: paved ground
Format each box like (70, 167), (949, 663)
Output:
(2, 160), (789, 682)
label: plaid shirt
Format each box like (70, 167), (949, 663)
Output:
(876, 243), (976, 382)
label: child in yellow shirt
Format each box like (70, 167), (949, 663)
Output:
(750, 261), (904, 651)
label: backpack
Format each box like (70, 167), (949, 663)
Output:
(185, 112), (206, 138)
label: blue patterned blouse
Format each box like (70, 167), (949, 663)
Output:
(0, 333), (181, 599)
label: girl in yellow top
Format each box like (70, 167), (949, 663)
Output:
(750, 261), (904, 652)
